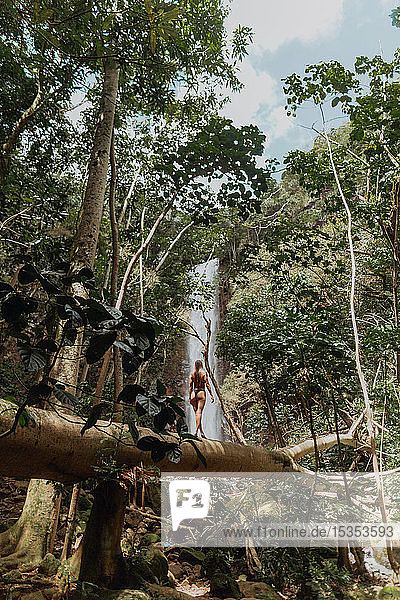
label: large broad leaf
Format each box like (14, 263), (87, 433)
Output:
(122, 352), (143, 375)
(136, 435), (162, 451)
(86, 331), (117, 364)
(2, 294), (37, 323)
(64, 327), (78, 346)
(153, 406), (175, 431)
(156, 379), (167, 397)
(77, 297), (114, 326)
(128, 332), (151, 352)
(18, 264), (38, 285)
(36, 339), (58, 353)
(165, 443), (182, 464)
(56, 295), (79, 319)
(38, 274), (61, 295)
(65, 304), (84, 328)
(151, 442), (168, 462)
(0, 282), (13, 299)
(176, 417), (188, 436)
(125, 314), (157, 343)
(18, 343), (46, 372)
(27, 382), (52, 405)
(117, 384), (145, 405)
(136, 394), (161, 417)
(80, 402), (109, 436)
(53, 384), (78, 406)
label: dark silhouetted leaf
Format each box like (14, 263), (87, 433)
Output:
(151, 442), (167, 462)
(2, 294), (37, 322)
(18, 343), (46, 371)
(137, 435), (162, 451)
(166, 443), (182, 463)
(53, 384), (78, 406)
(0, 282), (13, 299)
(56, 295), (78, 319)
(156, 379), (167, 397)
(52, 261), (71, 274)
(64, 327), (78, 345)
(114, 340), (135, 353)
(38, 274), (61, 295)
(27, 382), (52, 405)
(122, 352), (143, 374)
(80, 402), (109, 436)
(169, 402), (186, 418)
(125, 414), (139, 443)
(36, 339), (58, 353)
(117, 384), (145, 405)
(76, 267), (94, 281)
(65, 304), (84, 328)
(86, 331), (117, 364)
(18, 264), (38, 285)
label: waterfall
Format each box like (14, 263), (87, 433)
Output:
(186, 258), (224, 441)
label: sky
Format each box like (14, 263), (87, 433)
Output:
(222, 0), (400, 168)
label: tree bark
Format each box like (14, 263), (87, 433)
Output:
(72, 58), (120, 270)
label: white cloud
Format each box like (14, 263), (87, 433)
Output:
(221, 64), (277, 126)
(220, 0), (344, 152)
(264, 106), (295, 146)
(226, 0), (344, 53)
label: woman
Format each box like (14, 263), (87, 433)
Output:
(189, 359), (214, 438)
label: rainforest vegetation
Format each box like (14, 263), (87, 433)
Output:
(1, 1), (400, 599)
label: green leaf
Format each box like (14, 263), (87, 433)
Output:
(80, 402), (109, 436)
(18, 344), (46, 372)
(156, 379), (167, 397)
(86, 331), (117, 364)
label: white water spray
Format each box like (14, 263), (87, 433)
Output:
(186, 259), (224, 441)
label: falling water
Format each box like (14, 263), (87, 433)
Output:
(186, 258), (224, 441)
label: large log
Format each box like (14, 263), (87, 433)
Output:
(0, 401), (362, 483)
(0, 401), (297, 482)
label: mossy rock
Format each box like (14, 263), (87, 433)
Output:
(141, 533), (160, 546)
(210, 573), (240, 599)
(239, 581), (282, 600)
(178, 548), (205, 565)
(70, 584), (151, 600)
(38, 552), (61, 576)
(146, 547), (169, 584)
(378, 586), (400, 599)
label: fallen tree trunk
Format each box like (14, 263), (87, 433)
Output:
(0, 400), (363, 483)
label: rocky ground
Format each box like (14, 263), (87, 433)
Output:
(1, 478), (400, 600)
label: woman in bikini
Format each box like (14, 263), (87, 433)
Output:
(189, 359), (214, 438)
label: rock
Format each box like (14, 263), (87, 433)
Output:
(167, 570), (177, 587)
(210, 573), (240, 599)
(148, 584), (202, 600)
(178, 548), (205, 565)
(141, 533), (160, 546)
(146, 546), (169, 584)
(21, 593), (47, 600)
(169, 562), (185, 579)
(126, 508), (144, 529)
(38, 552), (61, 576)
(69, 586), (150, 600)
(193, 564), (202, 577)
(239, 581), (282, 600)
(2, 569), (22, 582)
(379, 586), (400, 599)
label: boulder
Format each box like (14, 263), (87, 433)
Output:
(210, 573), (240, 599)
(169, 562), (185, 579)
(178, 548), (205, 565)
(239, 581), (282, 600)
(141, 533), (160, 546)
(146, 546), (169, 584)
(38, 552), (61, 576)
(379, 586), (400, 599)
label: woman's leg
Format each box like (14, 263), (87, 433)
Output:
(195, 392), (206, 437)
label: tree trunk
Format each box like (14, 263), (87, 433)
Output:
(0, 57), (120, 571)
(0, 479), (59, 572)
(78, 480), (128, 588)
